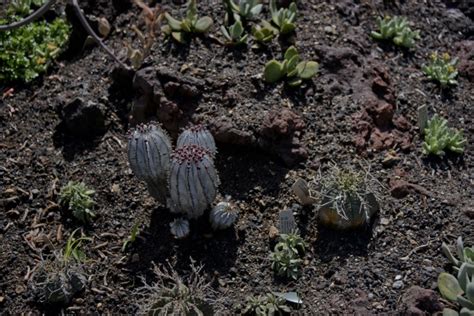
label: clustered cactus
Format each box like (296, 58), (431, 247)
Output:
(371, 16), (420, 48)
(422, 114), (466, 156)
(264, 46), (318, 86)
(128, 122), (237, 236)
(423, 52), (459, 87)
(438, 237), (474, 316)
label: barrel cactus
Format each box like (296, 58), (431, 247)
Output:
(209, 201), (238, 230)
(127, 122), (172, 203)
(176, 124), (217, 155)
(169, 144), (219, 219)
(169, 218), (190, 239)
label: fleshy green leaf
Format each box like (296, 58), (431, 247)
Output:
(297, 61), (319, 79)
(264, 60), (284, 83)
(194, 17), (213, 33)
(438, 272), (463, 301)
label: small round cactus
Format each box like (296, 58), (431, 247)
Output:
(169, 144), (219, 219)
(209, 201), (238, 230)
(127, 122), (172, 203)
(176, 124), (217, 155)
(170, 218), (190, 239)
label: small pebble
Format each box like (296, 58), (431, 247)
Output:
(392, 280), (404, 289)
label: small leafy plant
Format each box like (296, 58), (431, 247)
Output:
(269, 0), (297, 34)
(221, 19), (248, 46)
(243, 293), (291, 315)
(422, 52), (459, 87)
(122, 222), (141, 252)
(437, 237), (474, 316)
(6, 0), (46, 16)
(422, 115), (466, 156)
(162, 0), (213, 43)
(270, 232), (306, 280)
(371, 16), (420, 48)
(252, 20), (278, 44)
(59, 181), (96, 223)
(63, 229), (92, 263)
(224, 0), (263, 21)
(264, 46), (318, 86)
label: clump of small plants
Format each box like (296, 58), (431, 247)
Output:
(0, 1), (70, 82)
(371, 16), (420, 48)
(264, 46), (318, 86)
(269, 0), (297, 34)
(136, 262), (215, 315)
(162, 0), (213, 43)
(437, 237), (474, 316)
(59, 181), (96, 223)
(221, 19), (248, 46)
(30, 230), (89, 306)
(270, 231), (307, 280)
(422, 52), (459, 87)
(243, 293), (291, 315)
(224, 0), (263, 22)
(252, 20), (278, 44)
(422, 114), (466, 156)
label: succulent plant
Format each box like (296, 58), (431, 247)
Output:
(423, 115), (466, 156)
(243, 293), (291, 315)
(264, 46), (318, 86)
(270, 232), (306, 280)
(224, 0), (263, 21)
(269, 0), (297, 34)
(168, 144), (219, 219)
(209, 200), (239, 230)
(442, 237), (474, 268)
(438, 263), (474, 315)
(59, 181), (95, 223)
(221, 19), (248, 46)
(423, 52), (459, 87)
(127, 122), (172, 203)
(169, 218), (191, 239)
(176, 124), (217, 156)
(251, 20), (278, 44)
(371, 16), (420, 48)
(162, 0), (213, 43)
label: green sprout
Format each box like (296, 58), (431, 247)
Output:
(224, 0), (263, 21)
(422, 52), (459, 87)
(59, 181), (96, 223)
(63, 229), (91, 263)
(270, 232), (306, 280)
(243, 293), (291, 315)
(122, 222), (141, 252)
(422, 115), (466, 156)
(269, 0), (297, 34)
(162, 0), (213, 43)
(264, 46), (318, 86)
(371, 16), (420, 48)
(251, 20), (278, 44)
(221, 19), (248, 46)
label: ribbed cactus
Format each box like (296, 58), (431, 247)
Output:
(169, 144), (219, 219)
(127, 122), (172, 203)
(176, 124), (217, 155)
(169, 218), (190, 239)
(209, 201), (238, 230)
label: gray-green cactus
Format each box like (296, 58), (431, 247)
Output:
(177, 124), (217, 156)
(209, 201), (238, 230)
(127, 122), (172, 203)
(169, 218), (190, 239)
(169, 144), (219, 219)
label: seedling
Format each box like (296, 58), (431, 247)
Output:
(422, 52), (458, 87)
(221, 19), (248, 46)
(63, 229), (91, 263)
(270, 232), (306, 280)
(422, 114), (466, 156)
(122, 222), (141, 252)
(251, 20), (278, 44)
(162, 0), (213, 43)
(224, 0), (262, 21)
(371, 16), (420, 48)
(243, 293), (291, 315)
(59, 181), (96, 223)
(264, 46), (318, 86)
(269, 0), (297, 34)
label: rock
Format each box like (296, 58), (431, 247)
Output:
(392, 280), (404, 289)
(389, 179), (412, 199)
(260, 108), (305, 138)
(401, 286), (443, 316)
(393, 115), (412, 131)
(373, 102), (395, 128)
(210, 118), (254, 145)
(455, 40), (474, 81)
(61, 97), (106, 138)
(268, 226), (279, 240)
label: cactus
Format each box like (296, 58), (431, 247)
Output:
(209, 201), (238, 230)
(169, 144), (219, 219)
(176, 124), (217, 155)
(127, 122), (172, 203)
(169, 218), (190, 239)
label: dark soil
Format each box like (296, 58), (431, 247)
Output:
(1, 0), (473, 314)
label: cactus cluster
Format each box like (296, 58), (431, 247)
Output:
(371, 16), (420, 48)
(128, 122), (237, 237)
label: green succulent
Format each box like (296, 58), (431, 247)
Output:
(278, 233), (307, 256)
(442, 237), (474, 269)
(371, 16), (420, 48)
(162, 0), (213, 43)
(6, 0), (47, 16)
(224, 0), (263, 21)
(269, 0), (297, 34)
(264, 46), (318, 86)
(422, 115), (466, 156)
(270, 232), (306, 280)
(221, 19), (248, 46)
(242, 293), (291, 315)
(59, 181), (96, 223)
(423, 52), (459, 87)
(252, 20), (278, 44)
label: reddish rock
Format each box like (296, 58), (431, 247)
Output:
(210, 119), (254, 145)
(393, 115), (412, 131)
(260, 109), (305, 139)
(370, 128), (393, 151)
(455, 40), (474, 81)
(373, 102), (395, 128)
(401, 286), (443, 316)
